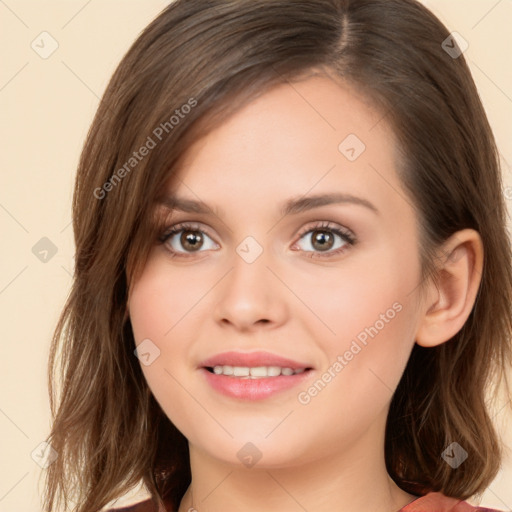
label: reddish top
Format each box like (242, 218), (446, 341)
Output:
(400, 492), (502, 511)
(108, 492), (503, 511)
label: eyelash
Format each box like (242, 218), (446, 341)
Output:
(158, 221), (357, 260)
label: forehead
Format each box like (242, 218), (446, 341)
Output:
(161, 75), (403, 218)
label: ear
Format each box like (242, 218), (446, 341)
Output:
(415, 229), (484, 348)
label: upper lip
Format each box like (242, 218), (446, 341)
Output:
(199, 351), (313, 370)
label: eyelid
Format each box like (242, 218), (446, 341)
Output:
(158, 216), (223, 240)
(295, 220), (355, 241)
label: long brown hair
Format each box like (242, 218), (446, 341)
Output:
(43, 1), (512, 511)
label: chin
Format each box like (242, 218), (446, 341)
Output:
(191, 433), (310, 470)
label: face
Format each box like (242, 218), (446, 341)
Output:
(128, 74), (426, 468)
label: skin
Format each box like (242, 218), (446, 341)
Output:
(127, 74), (483, 512)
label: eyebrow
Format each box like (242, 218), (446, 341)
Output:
(157, 192), (379, 217)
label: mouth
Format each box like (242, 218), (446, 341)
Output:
(203, 365), (313, 378)
(198, 351), (314, 400)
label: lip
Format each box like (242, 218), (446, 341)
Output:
(198, 351), (314, 401)
(199, 350), (313, 371)
(200, 368), (313, 400)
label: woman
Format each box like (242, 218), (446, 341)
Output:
(43, 1), (512, 511)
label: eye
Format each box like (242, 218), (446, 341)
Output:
(159, 222), (218, 257)
(158, 220), (356, 259)
(293, 221), (356, 258)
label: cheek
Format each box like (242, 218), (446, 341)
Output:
(288, 245), (420, 352)
(128, 258), (213, 433)
(294, 295), (417, 450)
(128, 265), (189, 384)
(129, 255), (206, 344)
(291, 243), (420, 412)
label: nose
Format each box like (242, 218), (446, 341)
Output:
(213, 247), (288, 332)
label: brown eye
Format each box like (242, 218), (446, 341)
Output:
(160, 223), (219, 257)
(294, 222), (355, 258)
(181, 230), (203, 251)
(310, 230), (335, 251)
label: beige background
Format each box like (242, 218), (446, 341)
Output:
(0, 1), (511, 511)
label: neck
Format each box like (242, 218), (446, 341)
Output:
(176, 412), (416, 512)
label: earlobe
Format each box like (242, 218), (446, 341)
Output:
(415, 229), (484, 348)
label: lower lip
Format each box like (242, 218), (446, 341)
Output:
(200, 368), (313, 400)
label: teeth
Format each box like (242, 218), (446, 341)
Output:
(266, 366), (281, 377)
(220, 365), (233, 375)
(211, 365), (307, 378)
(250, 366), (269, 377)
(233, 366), (250, 377)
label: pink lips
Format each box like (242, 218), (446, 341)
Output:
(199, 351), (314, 401)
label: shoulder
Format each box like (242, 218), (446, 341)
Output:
(401, 492), (504, 511)
(105, 498), (172, 512)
